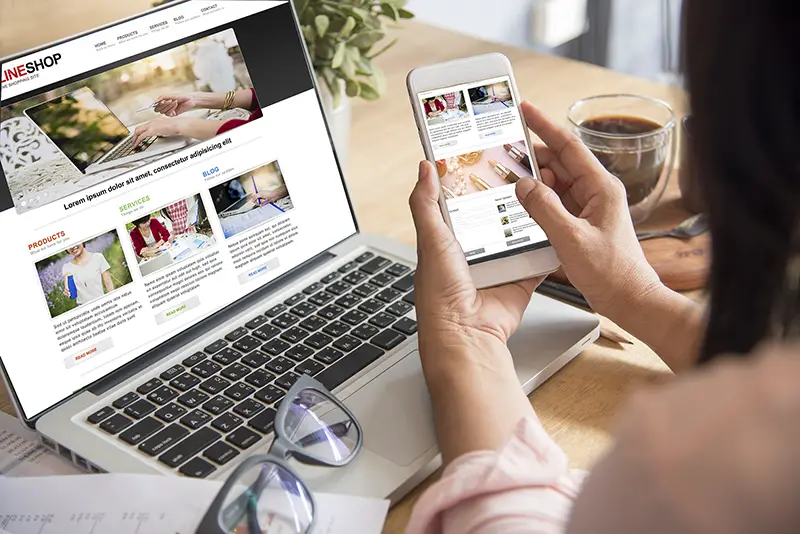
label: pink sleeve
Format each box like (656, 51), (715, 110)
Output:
(406, 415), (586, 534)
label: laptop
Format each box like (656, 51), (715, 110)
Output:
(0, 0), (599, 502)
(23, 86), (189, 175)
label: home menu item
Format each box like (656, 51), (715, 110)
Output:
(418, 76), (548, 263)
(0, 1), (357, 420)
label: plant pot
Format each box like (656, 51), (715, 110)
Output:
(317, 79), (352, 172)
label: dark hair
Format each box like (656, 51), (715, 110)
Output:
(683, 0), (800, 361)
(133, 216), (151, 227)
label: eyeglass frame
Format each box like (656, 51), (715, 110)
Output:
(196, 374), (364, 534)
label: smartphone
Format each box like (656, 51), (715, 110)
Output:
(407, 53), (559, 288)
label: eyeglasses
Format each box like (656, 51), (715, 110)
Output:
(195, 375), (363, 534)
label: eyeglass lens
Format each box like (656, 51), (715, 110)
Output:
(282, 388), (359, 464)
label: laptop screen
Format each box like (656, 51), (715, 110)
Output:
(25, 87), (130, 172)
(0, 0), (357, 420)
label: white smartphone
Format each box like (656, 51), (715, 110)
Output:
(407, 53), (560, 288)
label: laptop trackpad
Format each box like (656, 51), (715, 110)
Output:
(342, 350), (436, 467)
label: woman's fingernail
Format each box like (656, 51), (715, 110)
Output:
(419, 161), (429, 178)
(516, 177), (537, 200)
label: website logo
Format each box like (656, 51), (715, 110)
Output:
(1, 53), (63, 85)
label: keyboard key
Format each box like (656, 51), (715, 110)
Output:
(296, 359), (325, 376)
(386, 301), (413, 317)
(112, 391), (139, 409)
(182, 352), (206, 368)
(342, 309), (368, 325)
(224, 383), (255, 402)
(204, 441), (240, 465)
(360, 256), (391, 274)
(376, 288), (402, 303)
(147, 386), (178, 405)
(358, 299), (384, 314)
(299, 316), (327, 332)
(392, 273), (415, 293)
(254, 385), (285, 405)
(353, 283), (379, 298)
(372, 329), (407, 350)
(370, 272), (394, 287)
(284, 293), (304, 306)
(119, 417), (163, 445)
(314, 347), (344, 365)
(327, 281), (352, 296)
(386, 263), (412, 277)
(265, 304), (287, 317)
(179, 457), (217, 478)
(170, 373), (201, 392)
(155, 402), (187, 423)
(318, 305), (345, 320)
(303, 282), (324, 295)
(204, 339), (227, 354)
(225, 327), (249, 341)
(333, 335), (362, 353)
(271, 313), (299, 329)
(232, 335), (260, 353)
(335, 294), (362, 309)
(203, 396), (234, 416)
(241, 350), (270, 368)
(199, 376), (230, 395)
(316, 344), (385, 391)
(124, 399), (157, 419)
(351, 323), (380, 340)
(320, 272), (340, 284)
(159, 427), (221, 468)
(248, 408), (277, 434)
(369, 312), (395, 329)
(180, 409), (212, 430)
(227, 426), (263, 449)
(275, 372), (301, 390)
(233, 398), (266, 418)
(280, 327), (309, 344)
(290, 302), (317, 317)
(212, 412), (244, 433)
(393, 317), (418, 335)
(212, 347), (242, 366)
(99, 413), (134, 434)
(191, 360), (222, 379)
(244, 315), (269, 330)
(139, 424), (190, 457)
(338, 261), (358, 273)
(253, 324), (281, 341)
(265, 356), (293, 375)
(285, 345), (315, 362)
(305, 332), (333, 350)
(177, 390), (209, 409)
(244, 369), (275, 388)
(355, 252), (374, 263)
(220, 362), (251, 382)
(403, 290), (415, 305)
(308, 291), (335, 306)
(87, 406), (115, 424)
(322, 321), (350, 337)
(344, 270), (368, 285)
(136, 377), (163, 395)
(262, 338), (291, 356)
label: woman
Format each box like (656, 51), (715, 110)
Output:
(130, 215), (170, 259)
(407, 0), (800, 532)
(131, 88), (262, 148)
(61, 243), (114, 305)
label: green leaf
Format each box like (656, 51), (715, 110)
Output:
(345, 78), (361, 97)
(359, 80), (381, 100)
(331, 42), (346, 69)
(314, 15), (330, 38)
(301, 25), (316, 44)
(349, 30), (385, 49)
(381, 3), (399, 21)
(398, 8), (414, 19)
(366, 37), (397, 59)
(340, 16), (357, 37)
(321, 67), (338, 89)
(370, 64), (387, 94)
(317, 40), (336, 60)
(355, 56), (374, 76)
(340, 49), (358, 78)
(293, 0), (310, 16)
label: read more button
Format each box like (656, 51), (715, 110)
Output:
(64, 338), (114, 370)
(155, 295), (201, 326)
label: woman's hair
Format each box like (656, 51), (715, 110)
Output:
(683, 0), (800, 361)
(133, 216), (151, 227)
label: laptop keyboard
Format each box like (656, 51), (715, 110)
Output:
(96, 134), (157, 164)
(85, 252), (416, 478)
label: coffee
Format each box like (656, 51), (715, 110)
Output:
(580, 115), (669, 206)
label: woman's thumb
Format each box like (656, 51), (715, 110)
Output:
(516, 178), (581, 244)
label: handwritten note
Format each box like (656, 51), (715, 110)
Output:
(0, 411), (80, 477)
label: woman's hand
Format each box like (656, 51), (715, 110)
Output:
(515, 102), (663, 319)
(132, 118), (185, 147)
(255, 187), (288, 205)
(154, 95), (197, 117)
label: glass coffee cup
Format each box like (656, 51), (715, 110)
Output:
(568, 94), (677, 223)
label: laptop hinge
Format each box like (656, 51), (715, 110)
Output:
(88, 250), (336, 396)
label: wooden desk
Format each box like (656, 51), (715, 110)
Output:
(1, 7), (686, 533)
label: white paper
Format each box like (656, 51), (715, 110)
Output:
(0, 412), (81, 477)
(0, 474), (389, 534)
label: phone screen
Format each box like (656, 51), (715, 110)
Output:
(418, 76), (549, 264)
